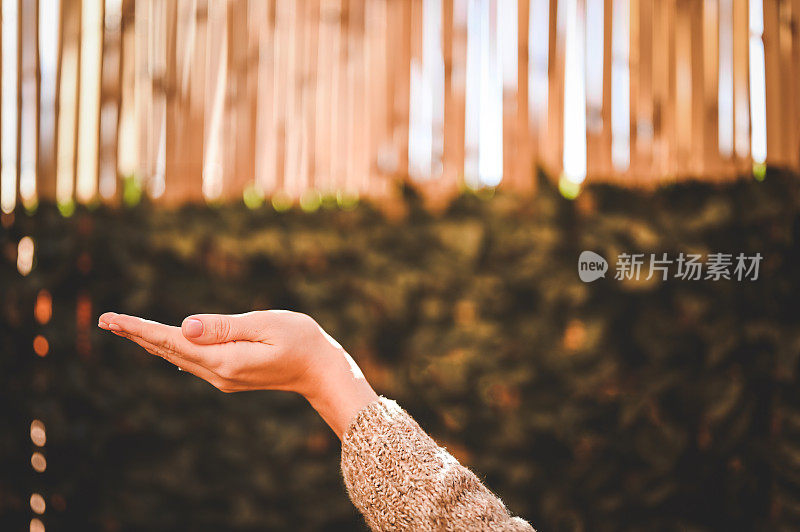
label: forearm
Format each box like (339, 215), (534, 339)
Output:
(340, 398), (534, 532)
(303, 344), (532, 530)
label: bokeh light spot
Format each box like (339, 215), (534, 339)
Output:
(35, 290), (53, 324)
(30, 420), (46, 447)
(30, 493), (46, 514)
(33, 336), (49, 357)
(17, 236), (35, 275)
(558, 175), (582, 200)
(31, 452), (47, 473)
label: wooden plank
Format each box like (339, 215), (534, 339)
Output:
(365, 0), (390, 198)
(515, 0), (535, 192)
(56, 0), (81, 205)
(732, 0), (751, 168)
(598, 0), (613, 178)
(303, 0), (320, 192)
(637, 0), (653, 182)
(545, 0), (565, 175)
(762, 0), (784, 165)
(703, 0), (720, 178)
(37, 0), (59, 202)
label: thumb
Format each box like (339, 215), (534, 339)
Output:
(181, 313), (258, 344)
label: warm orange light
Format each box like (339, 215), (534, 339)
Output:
(33, 336), (49, 357)
(76, 293), (92, 327)
(30, 420), (46, 447)
(30, 518), (45, 532)
(30, 493), (46, 514)
(17, 237), (35, 276)
(31, 452), (47, 473)
(35, 290), (53, 324)
(563, 319), (587, 352)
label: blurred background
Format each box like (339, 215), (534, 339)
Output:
(2, 0), (800, 530)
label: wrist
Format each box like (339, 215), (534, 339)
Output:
(301, 344), (378, 439)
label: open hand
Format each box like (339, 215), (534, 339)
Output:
(98, 310), (377, 437)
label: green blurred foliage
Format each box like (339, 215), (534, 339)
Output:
(2, 172), (800, 531)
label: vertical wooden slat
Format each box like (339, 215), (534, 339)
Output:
(0, 0), (22, 212)
(37, 0), (61, 202)
(703, 0), (721, 178)
(20, 0), (39, 207)
(201, 0), (227, 200)
(303, 0), (320, 192)
(328, 0), (344, 192)
(161, 0), (180, 204)
(187, 0), (207, 201)
(98, 0), (123, 203)
(597, 0), (613, 178)
(260, 0), (281, 195)
(652, 0), (669, 176)
(76, 0), (104, 203)
(786, 0), (800, 170)
(397, 0), (413, 179)
(717, 0), (735, 170)
(774, 0), (797, 168)
(637, 0), (653, 182)
(628, 0), (639, 180)
(586, 0), (607, 180)
(546, 0), (565, 175)
(223, 0), (251, 200)
(515, 0), (534, 191)
(344, 0), (367, 193)
(762, 0), (784, 165)
(407, 0), (423, 181)
(56, 0), (81, 206)
(690, 0), (706, 175)
(314, 0), (333, 194)
(793, 0), (800, 169)
(501, 0), (517, 190)
(664, 0), (677, 177)
(365, 0), (389, 197)
(133, 0), (149, 188)
(674, 0), (692, 176)
(732, 0), (751, 168)
(282, 0), (301, 199)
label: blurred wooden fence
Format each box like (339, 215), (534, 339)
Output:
(1, 0), (799, 212)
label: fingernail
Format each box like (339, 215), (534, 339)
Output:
(183, 318), (204, 338)
(108, 323), (122, 331)
(98, 321), (108, 329)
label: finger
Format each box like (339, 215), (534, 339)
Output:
(111, 330), (236, 391)
(181, 312), (263, 345)
(103, 313), (220, 368)
(112, 330), (205, 374)
(98, 312), (117, 330)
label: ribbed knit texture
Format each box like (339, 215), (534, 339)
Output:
(341, 397), (534, 531)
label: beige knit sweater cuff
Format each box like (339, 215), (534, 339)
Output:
(341, 397), (534, 531)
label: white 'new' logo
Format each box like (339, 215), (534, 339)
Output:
(578, 251), (608, 282)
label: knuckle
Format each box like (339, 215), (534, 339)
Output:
(213, 318), (231, 341)
(161, 337), (177, 354)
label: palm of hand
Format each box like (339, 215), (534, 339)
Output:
(98, 310), (332, 395)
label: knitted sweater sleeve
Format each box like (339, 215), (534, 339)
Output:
(340, 397), (534, 532)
